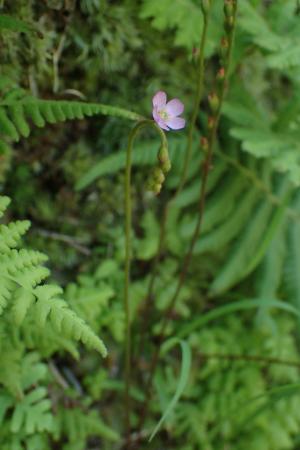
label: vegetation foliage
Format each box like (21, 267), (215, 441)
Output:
(0, 0), (300, 449)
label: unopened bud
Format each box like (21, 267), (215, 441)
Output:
(153, 183), (162, 195)
(152, 167), (165, 184)
(161, 158), (171, 174)
(157, 144), (171, 174)
(208, 92), (219, 113)
(146, 177), (162, 195)
(201, 0), (211, 14)
(200, 136), (209, 151)
(208, 116), (215, 130)
(157, 145), (169, 164)
(216, 67), (225, 83)
(224, 15), (234, 33)
(220, 37), (229, 60)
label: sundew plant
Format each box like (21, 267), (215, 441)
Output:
(1, 0), (300, 449)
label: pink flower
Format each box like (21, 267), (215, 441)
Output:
(152, 91), (185, 131)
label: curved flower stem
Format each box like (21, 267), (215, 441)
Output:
(124, 119), (167, 444)
(136, 4), (211, 363)
(138, 0), (238, 431)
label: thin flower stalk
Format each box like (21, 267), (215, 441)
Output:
(138, 0), (238, 431)
(123, 119), (167, 445)
(135, 1), (211, 364)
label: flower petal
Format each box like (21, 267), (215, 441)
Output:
(153, 107), (169, 130)
(166, 116), (186, 130)
(165, 99), (184, 117)
(152, 91), (167, 108)
(152, 107), (160, 122)
(157, 118), (170, 131)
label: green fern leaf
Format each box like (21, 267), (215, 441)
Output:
(0, 346), (23, 398)
(285, 195), (300, 309)
(0, 221), (31, 253)
(194, 189), (259, 254)
(210, 200), (273, 295)
(0, 276), (14, 314)
(11, 387), (53, 434)
(0, 196), (107, 356)
(0, 196), (10, 217)
(36, 297), (107, 356)
(0, 108), (19, 140)
(12, 287), (35, 325)
(1, 249), (48, 275)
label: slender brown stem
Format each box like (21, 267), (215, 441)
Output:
(136, 4), (211, 366)
(138, 0), (238, 431)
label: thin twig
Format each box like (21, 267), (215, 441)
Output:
(48, 360), (70, 390)
(34, 228), (91, 255)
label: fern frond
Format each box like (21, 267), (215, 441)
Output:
(0, 196), (107, 356)
(34, 295), (107, 356)
(0, 96), (142, 143)
(180, 174), (246, 240)
(0, 220), (31, 253)
(10, 387), (53, 434)
(174, 161), (227, 209)
(238, 2), (283, 51)
(194, 189), (260, 254)
(0, 276), (14, 315)
(210, 200), (273, 296)
(12, 287), (35, 325)
(0, 196), (10, 217)
(54, 408), (119, 443)
(285, 196), (300, 309)
(0, 347), (23, 399)
(256, 222), (287, 298)
(17, 266), (50, 289)
(0, 249), (48, 275)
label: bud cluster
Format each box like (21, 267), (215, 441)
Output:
(146, 144), (171, 195)
(220, 38), (229, 63)
(202, 0), (236, 148)
(224, 0), (236, 34)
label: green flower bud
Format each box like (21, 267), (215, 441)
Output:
(161, 159), (171, 174)
(220, 37), (229, 61)
(146, 178), (156, 191)
(216, 67), (225, 83)
(157, 144), (171, 174)
(208, 92), (219, 114)
(153, 183), (162, 195)
(207, 116), (215, 130)
(152, 167), (165, 184)
(200, 136), (209, 151)
(157, 145), (169, 164)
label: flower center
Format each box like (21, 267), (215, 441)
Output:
(158, 109), (169, 120)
